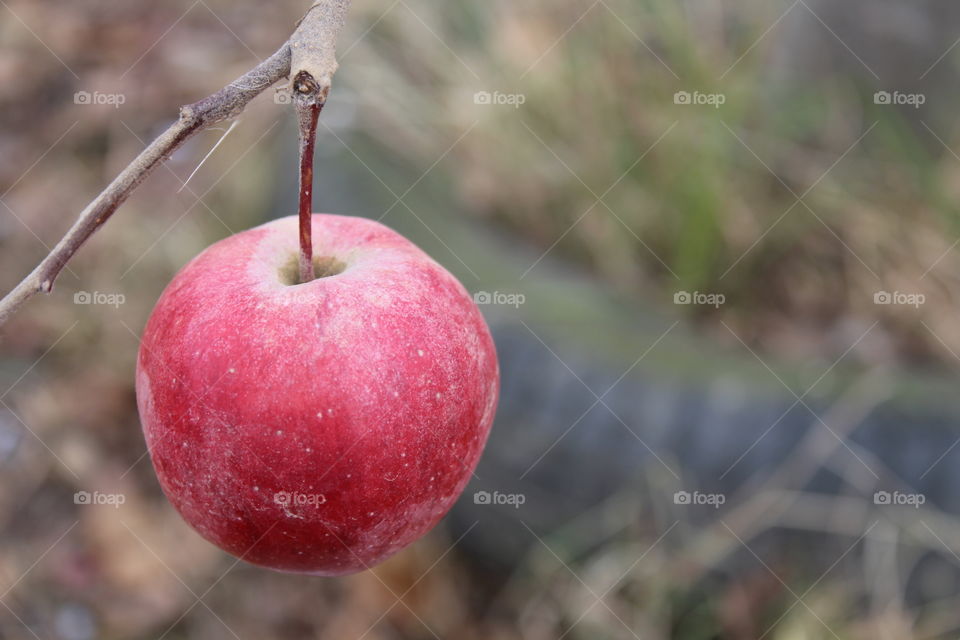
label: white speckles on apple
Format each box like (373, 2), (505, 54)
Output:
(417, 349), (424, 357)
(282, 505), (305, 520)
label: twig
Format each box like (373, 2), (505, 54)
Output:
(0, 0), (352, 325)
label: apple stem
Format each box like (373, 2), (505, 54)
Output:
(294, 72), (325, 284)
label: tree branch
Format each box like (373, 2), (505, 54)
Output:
(0, 0), (352, 326)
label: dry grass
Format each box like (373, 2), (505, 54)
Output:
(345, 0), (960, 368)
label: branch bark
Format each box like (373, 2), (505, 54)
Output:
(0, 0), (352, 326)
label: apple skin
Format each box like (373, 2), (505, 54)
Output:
(135, 214), (499, 575)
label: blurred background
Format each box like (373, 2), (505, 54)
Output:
(3, 0), (960, 637)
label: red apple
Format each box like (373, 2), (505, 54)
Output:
(135, 214), (499, 575)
